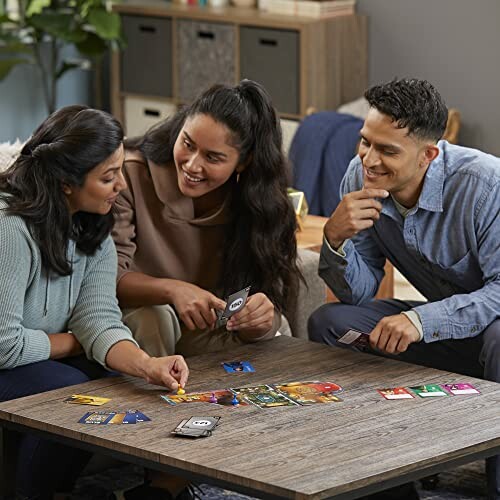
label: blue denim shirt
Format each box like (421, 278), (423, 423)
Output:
(319, 141), (500, 342)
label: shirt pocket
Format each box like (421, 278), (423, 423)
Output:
(433, 250), (483, 295)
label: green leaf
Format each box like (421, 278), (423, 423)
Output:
(0, 41), (33, 54)
(55, 60), (80, 79)
(0, 57), (30, 79)
(87, 8), (120, 40)
(75, 31), (106, 56)
(26, 0), (51, 17)
(29, 12), (86, 42)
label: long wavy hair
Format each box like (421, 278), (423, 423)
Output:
(0, 105), (124, 276)
(126, 80), (303, 315)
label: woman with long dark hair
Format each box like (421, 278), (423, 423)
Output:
(0, 105), (189, 499)
(113, 79), (302, 358)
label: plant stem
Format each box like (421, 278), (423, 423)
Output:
(33, 40), (51, 115)
(50, 36), (57, 113)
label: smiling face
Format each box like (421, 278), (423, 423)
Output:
(173, 113), (242, 201)
(65, 144), (126, 215)
(359, 108), (439, 207)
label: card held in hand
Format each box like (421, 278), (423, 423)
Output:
(337, 329), (370, 348)
(172, 416), (220, 438)
(219, 286), (251, 321)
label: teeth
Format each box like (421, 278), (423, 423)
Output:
(184, 171), (203, 183)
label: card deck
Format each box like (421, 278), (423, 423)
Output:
(441, 383), (480, 395)
(337, 329), (370, 348)
(65, 394), (111, 406)
(218, 286), (251, 320)
(78, 410), (150, 425)
(377, 387), (414, 400)
(409, 384), (449, 397)
(231, 385), (299, 408)
(273, 381), (343, 405)
(78, 411), (116, 425)
(222, 361), (255, 373)
(172, 416), (220, 438)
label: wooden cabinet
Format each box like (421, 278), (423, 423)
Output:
(111, 0), (367, 130)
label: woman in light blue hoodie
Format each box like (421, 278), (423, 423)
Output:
(0, 105), (189, 500)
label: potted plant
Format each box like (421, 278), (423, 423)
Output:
(0, 0), (123, 114)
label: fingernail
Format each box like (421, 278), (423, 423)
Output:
(382, 190), (389, 197)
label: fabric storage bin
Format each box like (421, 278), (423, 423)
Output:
(124, 97), (177, 138)
(177, 20), (235, 103)
(240, 27), (299, 115)
(121, 15), (172, 97)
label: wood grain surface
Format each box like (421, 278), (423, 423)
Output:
(1, 337), (499, 499)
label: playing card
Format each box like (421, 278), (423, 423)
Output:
(219, 286), (251, 320)
(377, 387), (414, 400)
(441, 383), (480, 395)
(409, 384), (449, 397)
(78, 411), (116, 425)
(231, 385), (299, 408)
(337, 329), (370, 348)
(222, 361), (255, 373)
(273, 381), (343, 405)
(161, 390), (248, 406)
(65, 394), (111, 406)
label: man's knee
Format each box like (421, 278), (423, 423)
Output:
(481, 319), (500, 382)
(308, 303), (353, 345)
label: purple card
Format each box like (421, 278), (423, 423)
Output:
(441, 383), (480, 395)
(337, 329), (370, 348)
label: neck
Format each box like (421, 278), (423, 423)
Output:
(192, 183), (230, 218)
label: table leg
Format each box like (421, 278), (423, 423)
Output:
(0, 426), (19, 500)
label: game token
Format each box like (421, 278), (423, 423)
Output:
(177, 386), (185, 395)
(209, 392), (217, 403)
(231, 394), (239, 406)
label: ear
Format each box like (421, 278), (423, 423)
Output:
(421, 144), (440, 167)
(62, 184), (72, 195)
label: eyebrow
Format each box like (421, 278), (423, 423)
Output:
(183, 131), (228, 159)
(101, 166), (121, 175)
(360, 134), (402, 152)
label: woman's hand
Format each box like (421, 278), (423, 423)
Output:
(226, 293), (275, 337)
(143, 355), (189, 390)
(169, 281), (226, 331)
(49, 332), (83, 359)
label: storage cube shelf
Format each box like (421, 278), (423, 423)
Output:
(111, 0), (367, 134)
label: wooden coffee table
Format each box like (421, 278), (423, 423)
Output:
(1, 336), (499, 499)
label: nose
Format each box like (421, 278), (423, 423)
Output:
(185, 152), (202, 172)
(115, 169), (127, 192)
(362, 145), (381, 168)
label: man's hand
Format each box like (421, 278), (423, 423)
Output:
(369, 314), (420, 354)
(226, 293), (274, 338)
(144, 355), (189, 390)
(324, 189), (389, 249)
(169, 281), (226, 331)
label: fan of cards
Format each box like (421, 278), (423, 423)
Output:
(377, 383), (480, 400)
(162, 381), (344, 409)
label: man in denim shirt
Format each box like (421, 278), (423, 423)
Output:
(308, 79), (500, 500)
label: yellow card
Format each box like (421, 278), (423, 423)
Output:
(64, 394), (111, 406)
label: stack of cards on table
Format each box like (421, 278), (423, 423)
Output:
(172, 416), (220, 438)
(78, 410), (151, 425)
(65, 394), (111, 406)
(221, 360), (255, 373)
(377, 383), (480, 400)
(162, 381), (343, 409)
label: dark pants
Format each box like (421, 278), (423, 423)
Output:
(308, 299), (500, 500)
(0, 356), (113, 500)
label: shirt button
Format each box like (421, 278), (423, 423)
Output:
(432, 331), (439, 338)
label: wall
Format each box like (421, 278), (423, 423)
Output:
(357, 0), (500, 156)
(0, 45), (92, 143)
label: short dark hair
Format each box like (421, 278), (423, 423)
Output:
(364, 78), (448, 142)
(0, 105), (124, 275)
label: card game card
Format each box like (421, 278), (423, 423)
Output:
(377, 387), (414, 400)
(409, 384), (449, 397)
(273, 381), (343, 405)
(172, 416), (220, 438)
(222, 361), (255, 373)
(337, 329), (370, 348)
(65, 394), (111, 406)
(441, 383), (480, 395)
(231, 385), (299, 408)
(219, 286), (251, 320)
(161, 391), (249, 407)
(78, 411), (116, 425)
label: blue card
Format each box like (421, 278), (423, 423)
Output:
(222, 361), (255, 373)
